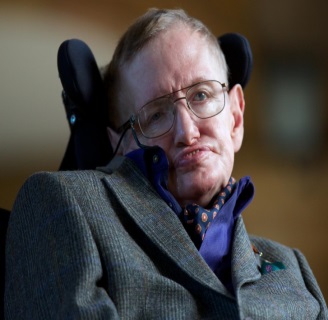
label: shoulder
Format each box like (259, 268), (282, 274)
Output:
(11, 170), (110, 221)
(12, 157), (146, 216)
(249, 235), (328, 315)
(16, 167), (119, 198)
(9, 169), (116, 246)
(23, 169), (107, 186)
(249, 234), (293, 257)
(249, 234), (315, 284)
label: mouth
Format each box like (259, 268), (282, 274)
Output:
(186, 149), (200, 157)
(173, 147), (210, 169)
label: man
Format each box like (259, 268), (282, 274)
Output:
(5, 8), (327, 319)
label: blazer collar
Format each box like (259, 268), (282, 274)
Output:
(99, 157), (233, 298)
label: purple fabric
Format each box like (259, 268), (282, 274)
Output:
(126, 147), (255, 288)
(199, 177), (254, 278)
(126, 147), (181, 213)
(182, 177), (237, 249)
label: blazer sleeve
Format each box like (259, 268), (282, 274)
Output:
(5, 172), (120, 319)
(293, 248), (328, 319)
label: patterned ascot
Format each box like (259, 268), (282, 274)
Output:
(182, 177), (237, 249)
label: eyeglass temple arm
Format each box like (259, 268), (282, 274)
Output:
(112, 115), (150, 158)
(129, 115), (151, 150)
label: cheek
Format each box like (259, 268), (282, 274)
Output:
(202, 118), (232, 147)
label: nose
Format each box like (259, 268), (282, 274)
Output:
(173, 99), (200, 146)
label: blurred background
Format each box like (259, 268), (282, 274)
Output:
(1, 0), (327, 301)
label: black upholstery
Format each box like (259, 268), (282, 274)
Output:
(219, 33), (253, 90)
(57, 40), (112, 170)
(1, 208), (10, 318)
(57, 33), (253, 171)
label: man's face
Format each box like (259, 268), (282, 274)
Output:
(120, 26), (244, 207)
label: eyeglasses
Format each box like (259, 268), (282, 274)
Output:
(130, 80), (227, 139)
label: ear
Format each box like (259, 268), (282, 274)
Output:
(107, 126), (123, 155)
(228, 84), (245, 152)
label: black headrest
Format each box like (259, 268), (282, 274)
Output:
(57, 33), (253, 170)
(218, 33), (253, 89)
(57, 39), (112, 170)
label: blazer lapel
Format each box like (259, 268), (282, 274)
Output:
(230, 216), (261, 293)
(100, 158), (232, 297)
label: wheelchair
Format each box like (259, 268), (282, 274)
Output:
(1, 32), (253, 317)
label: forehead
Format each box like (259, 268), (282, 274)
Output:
(120, 26), (226, 111)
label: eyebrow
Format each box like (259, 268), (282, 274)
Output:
(145, 78), (216, 105)
(117, 78), (224, 132)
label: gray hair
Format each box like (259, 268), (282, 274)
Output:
(103, 8), (228, 129)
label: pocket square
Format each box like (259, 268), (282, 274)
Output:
(252, 244), (286, 275)
(260, 260), (286, 275)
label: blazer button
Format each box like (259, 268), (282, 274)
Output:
(153, 154), (159, 163)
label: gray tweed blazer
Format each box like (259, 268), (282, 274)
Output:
(5, 157), (327, 319)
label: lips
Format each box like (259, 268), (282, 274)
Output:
(173, 146), (211, 168)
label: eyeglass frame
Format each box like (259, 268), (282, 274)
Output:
(118, 79), (228, 140)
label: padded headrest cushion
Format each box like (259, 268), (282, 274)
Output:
(57, 39), (112, 170)
(219, 33), (253, 89)
(57, 39), (107, 121)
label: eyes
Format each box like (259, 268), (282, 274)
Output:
(190, 90), (210, 103)
(143, 89), (210, 126)
(136, 80), (226, 138)
(149, 110), (163, 123)
(143, 88), (215, 124)
(150, 112), (161, 122)
(146, 100), (171, 124)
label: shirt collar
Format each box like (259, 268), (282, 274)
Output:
(126, 147), (182, 214)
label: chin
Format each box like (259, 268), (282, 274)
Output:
(174, 180), (220, 207)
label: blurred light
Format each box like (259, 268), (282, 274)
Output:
(261, 57), (324, 163)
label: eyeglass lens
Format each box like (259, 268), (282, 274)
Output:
(137, 80), (225, 138)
